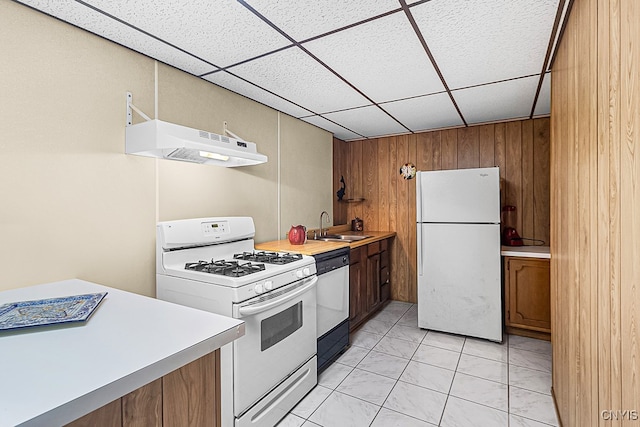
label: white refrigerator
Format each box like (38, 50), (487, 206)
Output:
(416, 167), (502, 342)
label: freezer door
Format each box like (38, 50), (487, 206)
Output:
(417, 223), (502, 341)
(416, 167), (500, 223)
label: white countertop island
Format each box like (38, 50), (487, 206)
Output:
(501, 245), (551, 259)
(0, 279), (244, 427)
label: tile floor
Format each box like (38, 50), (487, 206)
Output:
(278, 301), (558, 427)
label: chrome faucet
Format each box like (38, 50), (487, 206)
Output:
(319, 211), (330, 237)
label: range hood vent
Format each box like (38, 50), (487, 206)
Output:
(125, 119), (267, 167)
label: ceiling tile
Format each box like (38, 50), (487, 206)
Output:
(204, 71), (313, 118)
(229, 47), (370, 114)
(301, 116), (363, 141)
(76, 0), (290, 68)
(15, 0), (217, 75)
(244, 0), (400, 41)
(381, 93), (464, 132)
(302, 11), (444, 103)
(323, 105), (408, 138)
(533, 72), (551, 116)
(410, 0), (559, 89)
(452, 76), (539, 124)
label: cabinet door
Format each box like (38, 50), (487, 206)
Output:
(366, 253), (381, 312)
(349, 248), (364, 325)
(506, 258), (551, 332)
(380, 239), (390, 303)
(163, 352), (217, 427)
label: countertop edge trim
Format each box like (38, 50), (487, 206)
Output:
(501, 252), (551, 259)
(347, 233), (396, 249)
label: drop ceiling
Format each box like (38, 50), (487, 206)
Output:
(14, 0), (569, 141)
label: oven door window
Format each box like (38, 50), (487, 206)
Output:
(261, 301), (303, 351)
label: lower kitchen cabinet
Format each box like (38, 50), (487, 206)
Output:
(379, 239), (390, 303)
(349, 247), (365, 328)
(504, 257), (551, 340)
(66, 351), (220, 427)
(350, 237), (393, 331)
(366, 241), (381, 314)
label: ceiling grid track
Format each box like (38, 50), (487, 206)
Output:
(204, 6), (407, 77)
(219, 68), (366, 139)
(548, 0), (576, 69)
(399, 0), (468, 127)
(73, 0), (222, 71)
(236, 0), (414, 135)
(530, 0), (568, 118)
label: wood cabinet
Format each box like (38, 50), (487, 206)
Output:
(66, 351), (220, 427)
(350, 237), (393, 331)
(349, 246), (365, 327)
(504, 257), (551, 340)
(379, 239), (390, 303)
(366, 241), (381, 314)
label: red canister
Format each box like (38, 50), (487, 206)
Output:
(288, 225), (306, 245)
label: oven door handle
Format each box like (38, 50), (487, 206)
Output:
(236, 276), (318, 318)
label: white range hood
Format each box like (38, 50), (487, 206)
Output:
(125, 119), (268, 167)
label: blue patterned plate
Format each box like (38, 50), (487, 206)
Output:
(0, 292), (107, 331)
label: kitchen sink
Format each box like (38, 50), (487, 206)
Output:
(314, 234), (371, 243)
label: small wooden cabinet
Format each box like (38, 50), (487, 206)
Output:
(350, 237), (393, 331)
(504, 257), (551, 340)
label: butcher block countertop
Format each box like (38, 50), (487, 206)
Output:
(256, 239), (349, 255)
(0, 279), (244, 427)
(501, 245), (551, 259)
(256, 230), (396, 255)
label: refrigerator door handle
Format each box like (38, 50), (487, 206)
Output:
(416, 172), (422, 222)
(416, 174), (423, 277)
(417, 227), (423, 277)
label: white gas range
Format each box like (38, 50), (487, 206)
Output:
(156, 217), (317, 427)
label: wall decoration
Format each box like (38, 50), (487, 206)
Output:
(399, 163), (416, 180)
(336, 175), (346, 200)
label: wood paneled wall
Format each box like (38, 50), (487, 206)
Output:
(333, 118), (550, 303)
(551, 0), (640, 425)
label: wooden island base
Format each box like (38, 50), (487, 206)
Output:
(67, 351), (220, 427)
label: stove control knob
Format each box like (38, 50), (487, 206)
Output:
(303, 267), (311, 276)
(254, 283), (264, 294)
(264, 281), (273, 291)
(296, 270), (303, 279)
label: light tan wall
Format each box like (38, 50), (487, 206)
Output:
(0, 2), (332, 295)
(551, 0), (640, 424)
(280, 113), (333, 238)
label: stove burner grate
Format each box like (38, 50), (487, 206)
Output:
(185, 259), (266, 277)
(233, 251), (302, 265)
